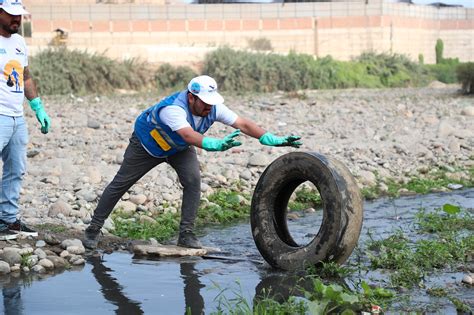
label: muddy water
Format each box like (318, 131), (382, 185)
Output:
(1, 189), (473, 314)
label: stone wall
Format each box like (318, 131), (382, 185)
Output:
(24, 1), (474, 65)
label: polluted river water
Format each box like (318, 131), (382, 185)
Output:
(0, 188), (473, 314)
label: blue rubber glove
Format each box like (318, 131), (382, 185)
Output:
(202, 129), (242, 152)
(29, 97), (51, 134)
(259, 132), (302, 148)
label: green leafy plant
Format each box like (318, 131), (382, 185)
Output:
(202, 47), (430, 94)
(307, 261), (354, 278)
(247, 37), (273, 51)
(418, 53), (424, 65)
(198, 189), (250, 224)
(154, 63), (197, 92)
(20, 254), (34, 268)
(30, 48), (152, 95)
(435, 39), (444, 64)
(416, 203), (473, 234)
(367, 205), (473, 288)
(288, 187), (322, 211)
(448, 297), (472, 313)
(113, 212), (179, 241)
(457, 62), (474, 94)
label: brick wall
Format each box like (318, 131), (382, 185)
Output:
(25, 2), (474, 65)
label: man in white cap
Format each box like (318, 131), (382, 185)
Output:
(84, 75), (301, 249)
(0, 0), (51, 240)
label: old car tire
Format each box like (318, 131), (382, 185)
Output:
(250, 152), (363, 270)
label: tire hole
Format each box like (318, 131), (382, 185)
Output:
(286, 181), (323, 247)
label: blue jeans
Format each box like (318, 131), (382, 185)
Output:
(0, 115), (28, 225)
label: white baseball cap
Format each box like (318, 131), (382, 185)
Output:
(188, 75), (224, 105)
(0, 0), (29, 16)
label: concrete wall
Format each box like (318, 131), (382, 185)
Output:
(24, 2), (474, 65)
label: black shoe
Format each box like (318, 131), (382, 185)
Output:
(177, 231), (202, 249)
(0, 226), (18, 241)
(83, 224), (102, 249)
(8, 219), (38, 237)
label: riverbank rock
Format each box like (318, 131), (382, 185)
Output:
(10, 87), (474, 252)
(132, 244), (208, 257)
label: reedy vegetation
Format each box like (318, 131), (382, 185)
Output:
(29, 47), (473, 95)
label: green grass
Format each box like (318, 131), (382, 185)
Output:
(211, 278), (394, 315)
(210, 203), (471, 313)
(113, 212), (179, 242)
(36, 223), (67, 233)
(307, 261), (354, 278)
(361, 166), (473, 200)
(366, 204), (474, 289)
(112, 188), (251, 240)
(197, 190), (251, 224)
(416, 203), (474, 234)
(288, 187), (322, 211)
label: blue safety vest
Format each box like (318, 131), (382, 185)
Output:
(134, 90), (217, 157)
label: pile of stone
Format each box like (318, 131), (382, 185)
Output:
(0, 235), (86, 275)
(10, 86), (474, 236)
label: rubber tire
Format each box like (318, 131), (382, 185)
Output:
(250, 152), (363, 270)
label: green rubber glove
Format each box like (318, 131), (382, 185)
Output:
(202, 129), (242, 152)
(29, 97), (51, 134)
(259, 132), (302, 148)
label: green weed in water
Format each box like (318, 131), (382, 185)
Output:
(448, 297), (472, 313)
(113, 189), (251, 240)
(211, 278), (393, 315)
(307, 261), (354, 279)
(416, 203), (474, 234)
(367, 204), (474, 289)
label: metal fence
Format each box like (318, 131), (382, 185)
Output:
(28, 1), (472, 21)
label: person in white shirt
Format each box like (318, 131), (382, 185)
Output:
(0, 0), (51, 240)
(84, 75), (301, 249)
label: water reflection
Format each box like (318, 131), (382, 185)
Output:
(0, 189), (471, 314)
(88, 255), (143, 314)
(0, 265), (78, 314)
(180, 260), (205, 315)
(2, 277), (23, 315)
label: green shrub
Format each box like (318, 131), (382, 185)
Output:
(418, 54), (424, 65)
(456, 62), (474, 94)
(356, 52), (428, 87)
(29, 48), (151, 95)
(435, 39), (444, 64)
(154, 63), (197, 92)
(202, 47), (428, 93)
(425, 63), (459, 84)
(247, 37), (273, 51)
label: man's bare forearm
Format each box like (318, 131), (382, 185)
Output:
(23, 66), (38, 101)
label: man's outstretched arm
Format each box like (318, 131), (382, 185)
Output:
(232, 117), (302, 148)
(231, 117), (266, 139)
(176, 127), (242, 152)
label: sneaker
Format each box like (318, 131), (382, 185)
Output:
(83, 224), (102, 249)
(8, 219), (38, 237)
(177, 230), (202, 249)
(0, 227), (18, 241)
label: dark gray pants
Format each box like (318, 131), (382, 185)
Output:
(90, 133), (201, 233)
